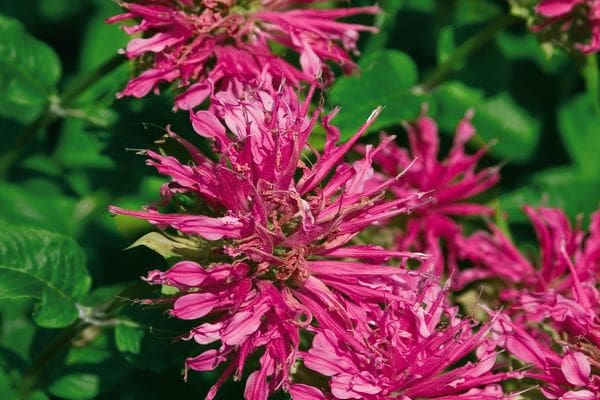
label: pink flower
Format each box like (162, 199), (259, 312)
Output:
(294, 282), (516, 399)
(459, 207), (600, 343)
(491, 313), (600, 399)
(110, 85), (428, 399)
(460, 207), (600, 397)
(363, 108), (499, 277)
(534, 0), (600, 54)
(107, 0), (378, 109)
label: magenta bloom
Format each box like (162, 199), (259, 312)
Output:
(364, 109), (499, 277)
(534, 0), (600, 53)
(492, 313), (599, 399)
(110, 85), (427, 399)
(460, 207), (600, 398)
(108, 0), (378, 109)
(292, 282), (515, 399)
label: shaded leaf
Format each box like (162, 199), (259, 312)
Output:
(473, 92), (541, 162)
(558, 94), (600, 175)
(47, 330), (131, 399)
(0, 14), (61, 122)
(48, 373), (99, 400)
(0, 226), (91, 327)
(0, 181), (88, 236)
(433, 81), (484, 132)
(501, 167), (600, 223)
(452, 0), (502, 26)
(433, 83), (541, 162)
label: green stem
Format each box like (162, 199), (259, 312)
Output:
(0, 54), (125, 179)
(582, 53), (600, 114)
(418, 14), (517, 92)
(61, 55), (125, 106)
(15, 281), (152, 399)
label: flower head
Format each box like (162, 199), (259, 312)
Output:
(492, 312), (600, 399)
(293, 282), (515, 399)
(460, 207), (600, 398)
(110, 85), (427, 399)
(533, 0), (600, 54)
(364, 108), (499, 277)
(108, 0), (378, 109)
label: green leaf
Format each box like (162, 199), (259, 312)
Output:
(496, 31), (567, 74)
(54, 119), (117, 170)
(126, 232), (180, 259)
(0, 226), (91, 327)
(329, 50), (427, 138)
(75, 0), (128, 103)
(0, 181), (83, 236)
(437, 26), (457, 65)
(405, 0), (434, 12)
(433, 83), (540, 162)
(47, 330), (131, 399)
(363, 0), (406, 55)
(125, 231), (211, 261)
(452, 0), (502, 26)
(473, 92), (541, 162)
(48, 373), (100, 400)
(0, 299), (36, 363)
(113, 307), (195, 372)
(0, 14), (61, 122)
(0, 368), (13, 399)
(500, 167), (600, 223)
(433, 81), (484, 133)
(558, 94), (600, 175)
(115, 324), (144, 355)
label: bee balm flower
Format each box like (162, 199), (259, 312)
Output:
(110, 85), (428, 399)
(534, 0), (600, 54)
(363, 109), (499, 277)
(107, 0), (379, 109)
(460, 207), (600, 398)
(293, 283), (516, 399)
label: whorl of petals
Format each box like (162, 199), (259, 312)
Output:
(108, 0), (379, 109)
(110, 85), (429, 399)
(295, 283), (517, 399)
(363, 108), (499, 277)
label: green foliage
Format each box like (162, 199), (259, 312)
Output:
(501, 167), (600, 223)
(329, 50), (426, 137)
(558, 94), (600, 176)
(0, 226), (91, 327)
(46, 330), (132, 399)
(472, 92), (541, 162)
(0, 14), (61, 123)
(433, 82), (541, 162)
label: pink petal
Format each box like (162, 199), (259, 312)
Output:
(561, 352), (591, 386)
(537, 0), (581, 17)
(186, 349), (227, 371)
(289, 384), (326, 400)
(173, 292), (219, 320)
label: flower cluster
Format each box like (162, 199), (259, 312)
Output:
(460, 207), (600, 398)
(107, 1), (600, 398)
(108, 0), (378, 109)
(293, 283), (516, 399)
(107, 77), (534, 397)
